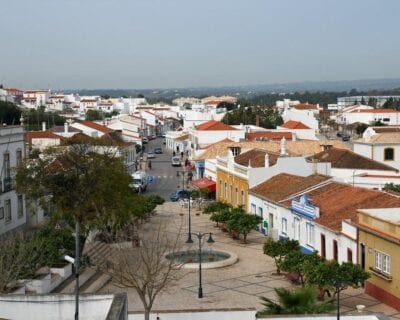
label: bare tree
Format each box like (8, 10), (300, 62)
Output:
(0, 232), (44, 293)
(94, 221), (184, 320)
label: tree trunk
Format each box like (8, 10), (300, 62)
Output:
(243, 233), (247, 244)
(144, 307), (151, 320)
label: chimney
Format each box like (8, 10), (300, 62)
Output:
(64, 122), (69, 134)
(291, 133), (297, 141)
(256, 115), (260, 127)
(280, 137), (287, 156)
(264, 153), (270, 167)
(42, 122), (46, 132)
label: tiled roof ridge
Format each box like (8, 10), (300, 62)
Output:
(278, 177), (334, 204)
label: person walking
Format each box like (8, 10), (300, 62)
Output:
(148, 160), (152, 170)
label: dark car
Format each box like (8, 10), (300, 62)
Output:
(341, 134), (350, 142)
(336, 132), (343, 138)
(154, 148), (163, 154)
(169, 189), (190, 202)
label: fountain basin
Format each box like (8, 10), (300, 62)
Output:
(166, 249), (238, 269)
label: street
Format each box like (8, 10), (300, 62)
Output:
(141, 138), (190, 199)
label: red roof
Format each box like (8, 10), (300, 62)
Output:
(293, 103), (318, 110)
(350, 109), (399, 113)
(281, 121), (310, 129)
(79, 121), (114, 133)
(26, 131), (61, 145)
(247, 131), (292, 141)
(191, 177), (216, 191)
(196, 120), (237, 131)
(80, 99), (97, 103)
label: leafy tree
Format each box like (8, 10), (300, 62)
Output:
(263, 238), (300, 275)
(257, 286), (335, 316)
(226, 210), (262, 243)
(86, 109), (103, 121)
(222, 105), (283, 128)
(384, 183), (400, 193)
(355, 123), (368, 136)
(203, 201), (231, 214)
(210, 207), (232, 227)
(0, 101), (21, 125)
(280, 251), (322, 286)
(22, 108), (65, 131)
(304, 259), (370, 298)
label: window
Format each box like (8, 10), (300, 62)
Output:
(3, 152), (10, 178)
(0, 207), (3, 219)
(321, 234), (326, 258)
(333, 240), (338, 261)
(347, 248), (353, 263)
(251, 204), (256, 214)
(230, 147), (241, 156)
(241, 190), (244, 205)
(4, 199), (11, 223)
(258, 207), (263, 218)
(224, 182), (227, 199)
(282, 218), (287, 235)
(384, 148), (394, 161)
(17, 195), (23, 218)
(219, 180), (222, 198)
(294, 217), (300, 241)
(375, 251), (390, 274)
(306, 223), (314, 247)
(230, 185), (232, 203)
(16, 150), (22, 166)
(236, 188), (238, 206)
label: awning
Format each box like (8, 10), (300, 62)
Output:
(190, 177), (216, 191)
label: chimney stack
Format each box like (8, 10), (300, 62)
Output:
(64, 122), (69, 134)
(42, 122), (46, 132)
(256, 114), (260, 127)
(280, 137), (287, 156)
(264, 153), (270, 167)
(291, 133), (297, 141)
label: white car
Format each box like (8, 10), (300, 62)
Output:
(147, 152), (156, 159)
(171, 156), (181, 167)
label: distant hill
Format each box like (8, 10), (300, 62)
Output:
(64, 78), (400, 100)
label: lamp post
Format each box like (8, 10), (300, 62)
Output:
(186, 232), (214, 298)
(176, 170), (192, 242)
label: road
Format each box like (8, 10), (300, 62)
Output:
(141, 138), (190, 199)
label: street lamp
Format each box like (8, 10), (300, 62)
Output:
(186, 232), (215, 298)
(176, 170), (193, 242)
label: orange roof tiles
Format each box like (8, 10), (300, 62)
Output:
(249, 173), (331, 202)
(79, 121), (114, 133)
(281, 182), (400, 231)
(350, 109), (399, 113)
(234, 149), (279, 167)
(196, 120), (238, 131)
(281, 121), (310, 129)
(247, 131), (292, 141)
(293, 103), (318, 110)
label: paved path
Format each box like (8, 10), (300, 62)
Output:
(100, 201), (400, 318)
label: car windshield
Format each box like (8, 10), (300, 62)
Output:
(133, 179), (142, 184)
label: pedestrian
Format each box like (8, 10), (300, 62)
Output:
(173, 151), (176, 157)
(180, 151), (184, 159)
(148, 160), (152, 170)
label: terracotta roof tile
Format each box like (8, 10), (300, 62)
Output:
(246, 131), (292, 141)
(194, 140), (349, 160)
(281, 182), (400, 231)
(308, 147), (398, 171)
(196, 120), (238, 131)
(175, 134), (189, 141)
(249, 173), (331, 202)
(293, 103), (318, 110)
(281, 121), (310, 129)
(234, 149), (279, 167)
(350, 109), (399, 113)
(26, 131), (61, 145)
(355, 132), (400, 144)
(372, 127), (400, 133)
(79, 121), (114, 134)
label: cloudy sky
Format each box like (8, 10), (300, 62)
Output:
(1, 0), (399, 89)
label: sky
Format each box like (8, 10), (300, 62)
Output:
(1, 0), (400, 90)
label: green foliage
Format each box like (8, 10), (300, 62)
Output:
(22, 108), (65, 131)
(15, 143), (141, 238)
(225, 208), (262, 243)
(355, 123), (368, 136)
(86, 109), (103, 121)
(263, 238), (300, 275)
(203, 201), (231, 214)
(222, 105), (283, 128)
(257, 286), (335, 316)
(304, 259), (370, 296)
(280, 251), (322, 286)
(210, 207), (232, 226)
(384, 183), (400, 193)
(383, 97), (400, 110)
(0, 101), (21, 125)
(190, 188), (210, 199)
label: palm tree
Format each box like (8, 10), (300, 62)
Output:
(257, 286), (335, 317)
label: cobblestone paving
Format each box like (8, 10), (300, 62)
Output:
(100, 201), (400, 318)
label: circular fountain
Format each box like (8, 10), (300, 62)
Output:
(166, 249), (238, 269)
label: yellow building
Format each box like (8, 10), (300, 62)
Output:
(357, 208), (400, 310)
(216, 148), (278, 212)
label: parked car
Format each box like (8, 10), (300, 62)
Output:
(171, 156), (181, 167)
(154, 148), (163, 154)
(147, 152), (156, 159)
(341, 134), (350, 142)
(142, 137), (148, 144)
(336, 132), (343, 138)
(129, 171), (147, 193)
(162, 139), (166, 145)
(169, 189), (190, 202)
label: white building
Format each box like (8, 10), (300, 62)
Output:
(22, 90), (50, 109)
(277, 121), (318, 140)
(353, 131), (400, 170)
(0, 125), (27, 235)
(337, 95), (400, 109)
(338, 108), (400, 126)
(281, 103), (320, 132)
